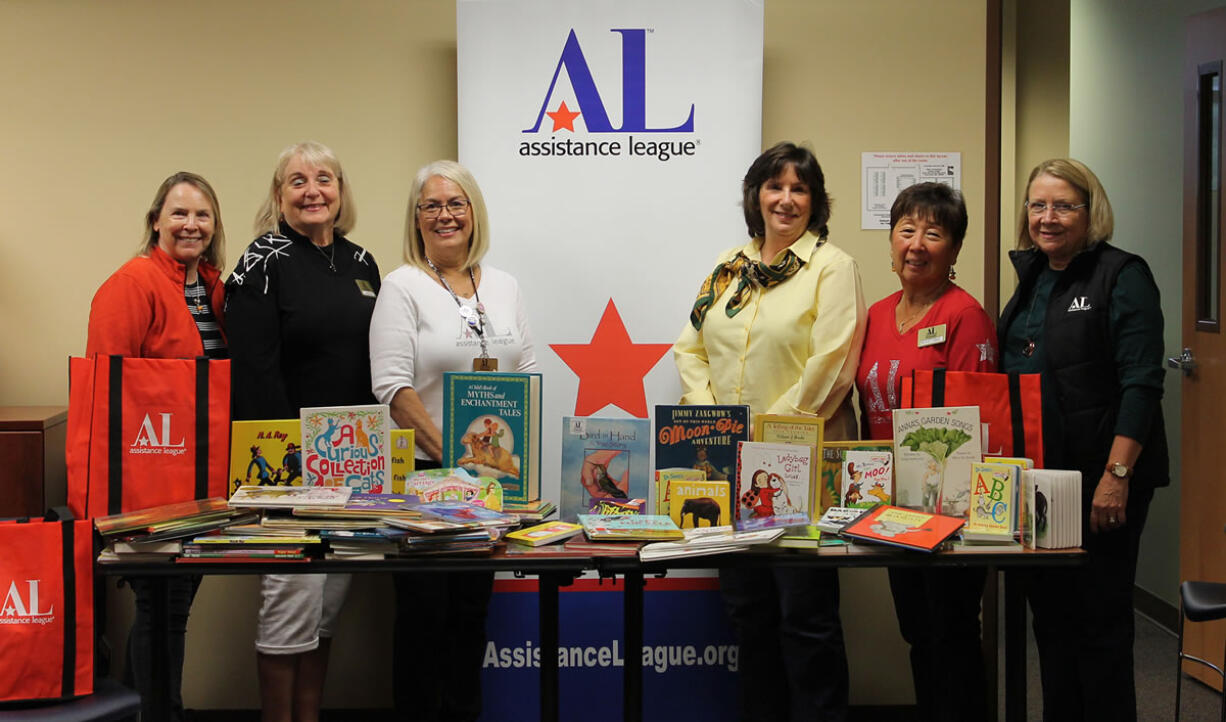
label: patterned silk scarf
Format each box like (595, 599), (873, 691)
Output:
(689, 247), (806, 330)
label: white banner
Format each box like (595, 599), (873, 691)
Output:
(458, 0), (763, 504)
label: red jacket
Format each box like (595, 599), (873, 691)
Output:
(86, 246), (226, 358)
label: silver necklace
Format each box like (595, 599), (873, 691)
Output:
(314, 241), (336, 272)
(425, 258), (490, 361)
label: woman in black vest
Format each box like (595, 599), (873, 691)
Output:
(999, 158), (1168, 721)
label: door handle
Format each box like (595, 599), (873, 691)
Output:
(1167, 347), (1197, 377)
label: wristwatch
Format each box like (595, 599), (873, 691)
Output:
(1106, 461), (1133, 479)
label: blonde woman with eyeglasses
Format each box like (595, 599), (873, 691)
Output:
(369, 159), (537, 721)
(999, 158), (1168, 721)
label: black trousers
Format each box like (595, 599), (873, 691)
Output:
(888, 565), (988, 722)
(1026, 485), (1154, 722)
(719, 566), (849, 722)
(124, 574), (202, 722)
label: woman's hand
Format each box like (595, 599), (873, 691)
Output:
(1090, 471), (1128, 534)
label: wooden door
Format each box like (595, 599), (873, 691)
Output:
(1179, 6), (1226, 691)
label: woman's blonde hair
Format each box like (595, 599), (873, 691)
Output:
(253, 141), (356, 237)
(138, 171), (226, 271)
(1016, 158), (1114, 253)
(403, 160), (490, 271)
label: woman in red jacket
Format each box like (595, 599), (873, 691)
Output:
(86, 171), (228, 722)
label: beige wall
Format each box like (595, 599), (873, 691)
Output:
(2, 0), (990, 710)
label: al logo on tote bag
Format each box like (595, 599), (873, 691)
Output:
(0, 518), (93, 703)
(66, 355), (230, 518)
(902, 368), (1044, 468)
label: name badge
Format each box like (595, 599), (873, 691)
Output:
(473, 357), (499, 371)
(917, 324), (947, 348)
(355, 279), (376, 298)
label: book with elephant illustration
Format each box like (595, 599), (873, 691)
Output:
(653, 404), (749, 485)
(442, 372), (542, 504)
(838, 504), (965, 552)
(558, 416), (651, 522)
(667, 478), (731, 530)
(891, 406), (981, 517)
(300, 404), (391, 493)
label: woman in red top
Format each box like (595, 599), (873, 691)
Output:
(855, 183), (996, 722)
(86, 171), (228, 722)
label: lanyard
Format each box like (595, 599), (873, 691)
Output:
(426, 258), (490, 360)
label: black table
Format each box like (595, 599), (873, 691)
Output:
(98, 545), (1082, 722)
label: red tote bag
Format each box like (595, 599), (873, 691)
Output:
(0, 518), (93, 702)
(902, 368), (1045, 468)
(66, 355), (231, 519)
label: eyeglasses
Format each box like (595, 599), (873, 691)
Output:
(416, 199), (470, 219)
(1025, 201), (1087, 217)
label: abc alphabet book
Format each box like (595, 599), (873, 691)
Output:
(653, 404), (749, 484)
(559, 416), (651, 522)
(965, 462), (1019, 539)
(442, 372), (542, 504)
(300, 404), (391, 492)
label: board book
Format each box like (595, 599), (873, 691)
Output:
(559, 416), (651, 522)
(653, 468), (706, 515)
(505, 521), (584, 546)
(300, 404), (391, 492)
(442, 372), (542, 503)
(389, 428), (416, 494)
(666, 478), (731, 530)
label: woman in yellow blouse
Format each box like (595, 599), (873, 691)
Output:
(674, 141), (866, 721)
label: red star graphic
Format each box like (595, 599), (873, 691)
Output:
(550, 300), (673, 418)
(546, 101), (581, 132)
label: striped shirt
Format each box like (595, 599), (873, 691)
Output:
(185, 278), (228, 359)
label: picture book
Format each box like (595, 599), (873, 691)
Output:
(734, 441), (814, 531)
(442, 372), (542, 503)
(588, 497), (646, 515)
(228, 485), (352, 508)
(892, 406), (982, 517)
(300, 404), (391, 492)
(389, 428), (416, 494)
(653, 404), (749, 483)
(402, 467), (504, 510)
(840, 449), (893, 509)
(752, 413), (824, 521)
(1023, 468), (1082, 549)
(666, 478), (732, 530)
(653, 468), (706, 515)
(839, 504), (966, 552)
(505, 521), (584, 547)
(559, 416), (651, 522)
(818, 440), (893, 514)
(94, 497), (231, 538)
(815, 506), (866, 534)
(326, 492), (421, 517)
(638, 526), (786, 562)
(413, 500), (520, 529)
(578, 514), (684, 541)
(965, 462), (1020, 538)
(229, 419), (302, 494)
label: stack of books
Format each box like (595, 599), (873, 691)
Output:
(96, 498), (257, 562)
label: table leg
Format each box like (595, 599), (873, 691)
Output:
(148, 576), (170, 721)
(622, 571), (644, 722)
(1004, 568), (1026, 722)
(538, 573), (560, 722)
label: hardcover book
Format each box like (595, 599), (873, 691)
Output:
(588, 497), (646, 515)
(839, 504), (966, 552)
(815, 506), (865, 534)
(390, 428), (416, 494)
(229, 419), (302, 494)
(840, 449), (893, 509)
(965, 462), (1020, 538)
(666, 479), (732, 530)
(734, 441), (814, 531)
(505, 521), (584, 547)
(653, 404), (750, 484)
(892, 406), (982, 516)
(402, 468), (504, 510)
(577, 514), (685, 541)
(818, 440), (893, 514)
(653, 468), (706, 515)
(412, 500), (520, 529)
(753, 413), (824, 523)
(94, 497), (231, 538)
(559, 416), (651, 522)
(442, 372), (542, 503)
(228, 485), (352, 508)
(300, 404), (391, 492)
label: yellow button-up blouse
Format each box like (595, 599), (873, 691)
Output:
(673, 231), (867, 440)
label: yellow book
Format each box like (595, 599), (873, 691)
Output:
(653, 468), (706, 515)
(753, 414), (823, 512)
(667, 478), (731, 529)
(229, 420), (302, 496)
(390, 428), (417, 494)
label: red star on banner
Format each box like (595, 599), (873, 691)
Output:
(546, 101), (581, 132)
(550, 299), (673, 418)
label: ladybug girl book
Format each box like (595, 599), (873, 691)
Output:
(733, 441), (814, 531)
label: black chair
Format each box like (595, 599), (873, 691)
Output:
(0, 679), (140, 722)
(1177, 580), (1226, 721)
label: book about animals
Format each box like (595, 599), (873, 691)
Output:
(228, 485), (352, 508)
(1022, 468), (1082, 549)
(442, 371), (542, 503)
(892, 406), (982, 517)
(504, 521), (584, 547)
(840, 450), (893, 509)
(559, 416), (651, 522)
(389, 428), (416, 494)
(577, 513), (684, 541)
(653, 468), (706, 515)
(752, 413), (824, 527)
(229, 419), (302, 495)
(402, 467), (504, 510)
(965, 462), (1019, 539)
(818, 440), (893, 515)
(815, 506), (865, 534)
(734, 441), (814, 531)
(839, 504), (966, 552)
(653, 404), (749, 484)
(300, 404), (391, 492)
(667, 479), (731, 530)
